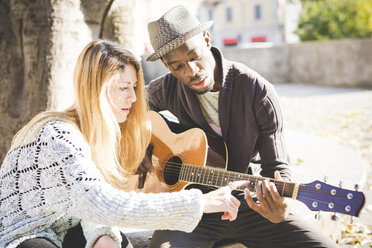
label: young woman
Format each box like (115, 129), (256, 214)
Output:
(0, 40), (243, 248)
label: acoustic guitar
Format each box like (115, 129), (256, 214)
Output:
(124, 111), (365, 217)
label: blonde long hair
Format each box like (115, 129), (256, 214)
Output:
(11, 40), (151, 189)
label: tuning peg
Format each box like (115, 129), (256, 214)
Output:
(331, 213), (339, 221)
(339, 181), (343, 188)
(323, 175), (328, 183)
(355, 184), (360, 191)
(350, 216), (354, 224)
(315, 211), (321, 220)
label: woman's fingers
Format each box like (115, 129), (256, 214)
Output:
(221, 201), (239, 221)
(228, 180), (250, 191)
(202, 180), (251, 220)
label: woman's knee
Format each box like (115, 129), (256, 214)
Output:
(17, 238), (58, 248)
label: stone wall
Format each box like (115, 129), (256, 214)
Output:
(222, 38), (372, 87)
(221, 44), (291, 84)
(289, 39), (372, 88)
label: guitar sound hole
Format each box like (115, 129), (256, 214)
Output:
(164, 156), (182, 186)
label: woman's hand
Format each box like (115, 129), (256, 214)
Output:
(93, 235), (119, 248)
(244, 171), (289, 223)
(202, 180), (249, 221)
(135, 144), (154, 175)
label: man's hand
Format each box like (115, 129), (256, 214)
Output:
(93, 235), (118, 248)
(135, 144), (154, 175)
(244, 171), (289, 223)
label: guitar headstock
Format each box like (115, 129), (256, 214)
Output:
(297, 180), (365, 217)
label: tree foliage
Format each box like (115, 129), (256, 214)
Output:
(296, 0), (372, 41)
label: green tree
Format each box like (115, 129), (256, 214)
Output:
(296, 0), (372, 41)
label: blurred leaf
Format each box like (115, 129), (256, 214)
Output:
(297, 0), (372, 41)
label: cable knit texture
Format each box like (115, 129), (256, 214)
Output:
(0, 120), (204, 247)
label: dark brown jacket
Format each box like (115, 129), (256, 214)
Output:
(146, 47), (290, 180)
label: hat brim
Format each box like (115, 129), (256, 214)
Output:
(147, 20), (213, 62)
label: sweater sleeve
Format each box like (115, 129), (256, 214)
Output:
(43, 121), (204, 233)
(80, 220), (122, 248)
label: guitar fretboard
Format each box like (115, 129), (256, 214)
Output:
(179, 164), (296, 198)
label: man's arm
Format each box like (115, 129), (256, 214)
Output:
(253, 80), (291, 181)
(243, 80), (291, 223)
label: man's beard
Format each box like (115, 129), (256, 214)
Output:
(188, 73), (214, 95)
(193, 79), (214, 95)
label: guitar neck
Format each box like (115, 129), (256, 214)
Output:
(179, 164), (298, 198)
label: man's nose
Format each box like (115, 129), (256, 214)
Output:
(185, 61), (200, 76)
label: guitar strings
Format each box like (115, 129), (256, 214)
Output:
(162, 165), (358, 210)
(163, 160), (323, 192)
(153, 162), (360, 214)
(161, 161), (354, 198)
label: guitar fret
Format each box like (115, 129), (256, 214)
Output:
(192, 166), (196, 183)
(182, 164), (187, 182)
(197, 166), (202, 184)
(223, 171), (228, 187)
(209, 168), (213, 185)
(212, 169), (218, 186)
(209, 169), (214, 186)
(195, 166), (200, 184)
(201, 166), (205, 185)
(227, 172), (232, 185)
(206, 168), (210, 185)
(179, 164), (185, 181)
(255, 177), (259, 190)
(190, 165), (196, 183)
(214, 169), (218, 186)
(219, 171), (224, 187)
(219, 171), (224, 186)
(179, 163), (185, 181)
(186, 164), (192, 183)
(187, 165), (192, 183)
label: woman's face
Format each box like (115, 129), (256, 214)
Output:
(107, 65), (137, 123)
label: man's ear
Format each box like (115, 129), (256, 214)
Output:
(203, 32), (212, 48)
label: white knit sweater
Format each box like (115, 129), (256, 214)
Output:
(0, 120), (204, 248)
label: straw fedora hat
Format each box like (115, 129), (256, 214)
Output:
(147, 5), (213, 61)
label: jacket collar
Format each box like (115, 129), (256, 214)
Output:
(211, 47), (234, 89)
(211, 47), (234, 140)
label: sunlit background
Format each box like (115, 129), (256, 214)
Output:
(1, 0), (371, 246)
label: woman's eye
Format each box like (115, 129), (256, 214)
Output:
(119, 87), (128, 91)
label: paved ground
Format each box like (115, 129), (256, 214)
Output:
(277, 83), (372, 247)
(123, 83), (372, 247)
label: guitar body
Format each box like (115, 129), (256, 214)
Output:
(123, 111), (227, 193)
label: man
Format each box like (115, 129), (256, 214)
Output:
(145, 5), (338, 248)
